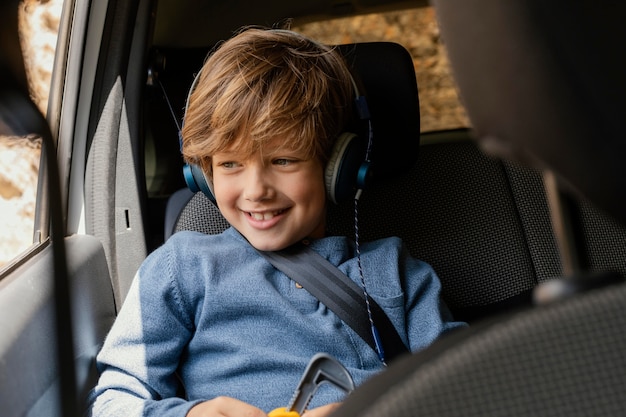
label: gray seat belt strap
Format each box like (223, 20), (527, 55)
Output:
(258, 243), (409, 363)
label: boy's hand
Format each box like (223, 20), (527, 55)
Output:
(186, 396), (267, 417)
(186, 398), (341, 417)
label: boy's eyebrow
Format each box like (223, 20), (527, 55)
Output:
(266, 145), (308, 155)
(213, 146), (249, 157)
(211, 153), (235, 160)
(214, 138), (312, 159)
(213, 150), (240, 157)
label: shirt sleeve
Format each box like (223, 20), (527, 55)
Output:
(87, 242), (201, 417)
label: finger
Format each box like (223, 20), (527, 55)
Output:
(301, 402), (341, 417)
(186, 396), (267, 417)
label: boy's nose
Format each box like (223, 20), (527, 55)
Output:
(243, 166), (272, 201)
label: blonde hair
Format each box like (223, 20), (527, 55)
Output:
(181, 27), (355, 175)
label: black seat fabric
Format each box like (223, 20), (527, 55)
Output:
(574, 198), (626, 277)
(175, 192), (230, 236)
(337, 281), (626, 417)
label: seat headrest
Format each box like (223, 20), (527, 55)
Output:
(151, 41), (420, 186)
(433, 0), (626, 224)
(337, 42), (421, 181)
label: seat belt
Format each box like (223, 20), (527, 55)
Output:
(258, 242), (409, 364)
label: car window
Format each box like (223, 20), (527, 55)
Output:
(0, 0), (62, 272)
(293, 6), (470, 133)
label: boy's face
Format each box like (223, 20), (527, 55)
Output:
(211, 137), (327, 251)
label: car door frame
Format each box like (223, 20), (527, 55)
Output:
(0, 0), (146, 415)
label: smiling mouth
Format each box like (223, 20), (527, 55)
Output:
(247, 209), (287, 221)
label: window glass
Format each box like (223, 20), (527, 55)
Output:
(0, 0), (62, 270)
(293, 7), (470, 132)
(0, 135), (42, 269)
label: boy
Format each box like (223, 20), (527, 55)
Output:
(88, 27), (465, 417)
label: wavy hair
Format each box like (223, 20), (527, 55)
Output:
(181, 27), (355, 176)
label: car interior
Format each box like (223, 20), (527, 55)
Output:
(0, 0), (625, 416)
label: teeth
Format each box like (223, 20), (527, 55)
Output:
(250, 210), (282, 221)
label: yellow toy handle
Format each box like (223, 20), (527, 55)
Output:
(268, 407), (301, 417)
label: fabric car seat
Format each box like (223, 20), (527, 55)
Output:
(337, 281), (626, 417)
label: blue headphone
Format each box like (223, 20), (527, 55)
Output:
(181, 61), (373, 205)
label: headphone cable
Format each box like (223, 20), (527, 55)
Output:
(354, 193), (387, 366)
(352, 107), (386, 365)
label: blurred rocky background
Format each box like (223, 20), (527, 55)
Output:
(1, 1), (466, 267)
(295, 7), (468, 131)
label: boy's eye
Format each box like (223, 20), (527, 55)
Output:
(218, 161), (238, 169)
(273, 158), (297, 166)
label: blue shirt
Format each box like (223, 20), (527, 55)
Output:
(88, 227), (465, 417)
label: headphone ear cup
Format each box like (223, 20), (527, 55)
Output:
(325, 132), (365, 204)
(183, 163), (217, 205)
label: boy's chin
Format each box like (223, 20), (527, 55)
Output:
(242, 232), (304, 252)
(247, 239), (292, 252)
